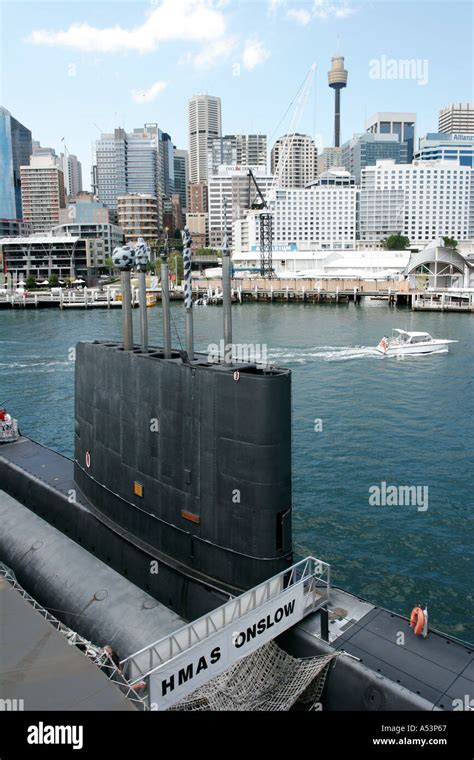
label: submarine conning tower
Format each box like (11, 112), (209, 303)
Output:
(73, 232), (292, 605)
(74, 344), (293, 595)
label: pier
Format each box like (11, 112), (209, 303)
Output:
(1, 279), (473, 311)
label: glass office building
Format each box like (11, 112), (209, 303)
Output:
(0, 107), (32, 219)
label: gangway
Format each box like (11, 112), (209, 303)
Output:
(120, 556), (330, 709)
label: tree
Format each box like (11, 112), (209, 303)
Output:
(25, 275), (36, 290)
(168, 252), (183, 281)
(442, 237), (458, 249)
(195, 247), (220, 256)
(48, 273), (59, 287)
(383, 234), (410, 250)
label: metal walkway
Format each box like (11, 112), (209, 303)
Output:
(121, 557), (330, 709)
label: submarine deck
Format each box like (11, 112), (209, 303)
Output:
(0, 437), (473, 710)
(0, 574), (137, 711)
(287, 590), (474, 710)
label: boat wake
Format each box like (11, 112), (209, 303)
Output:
(269, 346), (381, 363)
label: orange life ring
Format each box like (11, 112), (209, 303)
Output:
(410, 606), (425, 636)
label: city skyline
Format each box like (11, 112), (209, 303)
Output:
(1, 0), (472, 189)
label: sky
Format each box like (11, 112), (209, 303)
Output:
(1, 0), (472, 189)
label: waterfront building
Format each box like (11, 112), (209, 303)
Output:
(358, 159), (473, 244)
(188, 95), (222, 184)
(439, 103), (474, 134)
(52, 193), (123, 258)
(270, 134), (317, 188)
(0, 218), (33, 237)
(208, 165), (273, 248)
(116, 193), (159, 248)
(342, 133), (408, 182)
(230, 241), (411, 279)
(0, 235), (98, 281)
(415, 133), (474, 168)
(365, 112), (416, 162)
(20, 154), (66, 233)
(173, 148), (189, 212)
(234, 181), (357, 252)
(0, 107), (32, 219)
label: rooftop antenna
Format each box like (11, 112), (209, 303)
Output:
(221, 196), (232, 363)
(160, 230), (172, 358)
(134, 238), (150, 352)
(181, 227), (194, 361)
(112, 245), (136, 351)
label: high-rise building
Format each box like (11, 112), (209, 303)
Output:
(186, 213), (208, 249)
(20, 154), (66, 233)
(0, 107), (32, 219)
(234, 180), (357, 252)
(117, 193), (159, 247)
(188, 95), (222, 183)
(59, 153), (83, 197)
(208, 165), (273, 248)
(171, 193), (183, 232)
(270, 134), (317, 188)
(365, 112), (416, 162)
(342, 133), (408, 182)
(208, 134), (267, 175)
(358, 159), (473, 244)
(32, 141), (57, 159)
(439, 103), (474, 134)
(317, 146), (342, 175)
(160, 133), (174, 198)
(415, 133), (474, 168)
(95, 126), (162, 227)
(188, 182), (208, 213)
(208, 135), (237, 175)
(173, 148), (189, 212)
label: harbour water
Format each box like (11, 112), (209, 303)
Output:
(0, 302), (472, 638)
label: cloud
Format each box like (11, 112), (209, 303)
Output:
(312, 0), (355, 20)
(131, 80), (168, 103)
(287, 8), (312, 25)
(179, 36), (237, 69)
(26, 0), (227, 53)
(287, 0), (355, 25)
(267, 0), (286, 15)
(242, 36), (270, 70)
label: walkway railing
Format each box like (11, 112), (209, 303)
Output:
(121, 557), (330, 691)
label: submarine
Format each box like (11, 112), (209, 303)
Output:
(0, 232), (473, 711)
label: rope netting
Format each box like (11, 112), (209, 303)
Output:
(170, 640), (337, 711)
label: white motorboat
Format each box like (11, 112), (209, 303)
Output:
(376, 329), (457, 356)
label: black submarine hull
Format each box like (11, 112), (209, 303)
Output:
(1, 339), (472, 711)
(1, 435), (472, 711)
